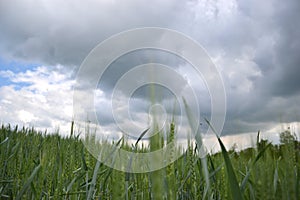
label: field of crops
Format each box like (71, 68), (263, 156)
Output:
(0, 124), (299, 199)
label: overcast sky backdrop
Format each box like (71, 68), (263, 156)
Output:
(0, 0), (299, 149)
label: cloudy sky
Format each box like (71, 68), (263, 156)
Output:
(0, 0), (299, 149)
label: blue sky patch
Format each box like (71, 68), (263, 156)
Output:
(0, 56), (40, 87)
(0, 56), (40, 72)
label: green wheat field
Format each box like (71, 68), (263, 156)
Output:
(0, 122), (299, 200)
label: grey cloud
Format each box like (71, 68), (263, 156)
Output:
(98, 49), (186, 95)
(1, 0), (300, 137)
(238, 0), (300, 95)
(203, 0), (300, 134)
(0, 0), (191, 66)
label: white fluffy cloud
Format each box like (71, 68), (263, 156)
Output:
(0, 66), (74, 135)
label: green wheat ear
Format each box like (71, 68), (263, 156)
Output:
(183, 97), (210, 198)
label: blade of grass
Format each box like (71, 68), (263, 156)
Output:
(253, 143), (271, 166)
(87, 158), (101, 200)
(16, 164), (41, 200)
(240, 143), (271, 192)
(205, 118), (243, 200)
(183, 98), (210, 199)
(273, 159), (279, 196)
(0, 137), (8, 145)
(134, 128), (149, 149)
(125, 128), (149, 198)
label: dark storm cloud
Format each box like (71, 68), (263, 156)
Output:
(98, 49), (186, 95)
(200, 0), (300, 134)
(0, 0), (190, 66)
(250, 0), (300, 97)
